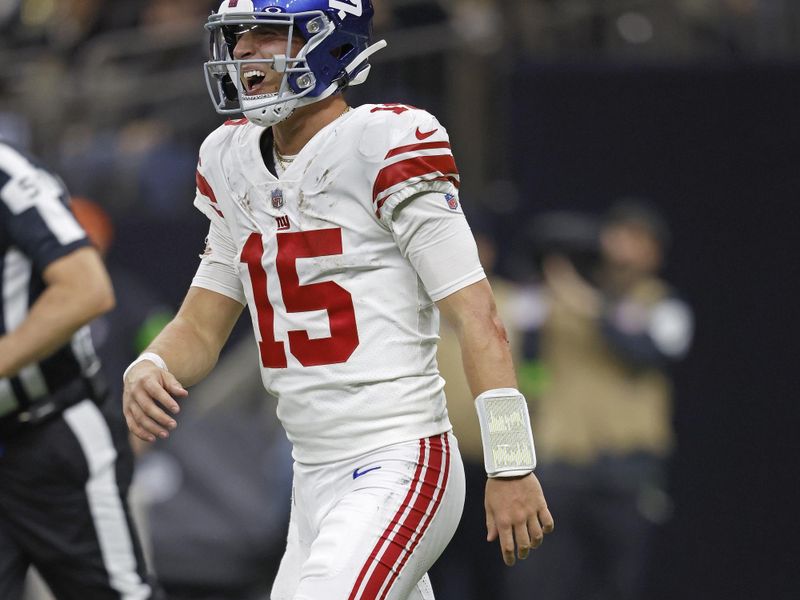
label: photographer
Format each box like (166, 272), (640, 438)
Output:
(509, 200), (693, 600)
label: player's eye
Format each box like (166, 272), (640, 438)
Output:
(250, 25), (290, 40)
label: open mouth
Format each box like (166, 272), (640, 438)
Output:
(242, 68), (269, 95)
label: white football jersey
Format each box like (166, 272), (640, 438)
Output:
(191, 104), (480, 464)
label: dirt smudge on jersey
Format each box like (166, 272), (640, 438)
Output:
(317, 168), (332, 186)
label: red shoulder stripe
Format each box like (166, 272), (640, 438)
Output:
(372, 154), (459, 218)
(196, 170), (224, 218)
(385, 141), (451, 159)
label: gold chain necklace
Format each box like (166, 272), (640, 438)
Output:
(273, 146), (294, 173)
(273, 105), (351, 173)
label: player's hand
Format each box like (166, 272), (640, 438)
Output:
(122, 361), (186, 443)
(485, 472), (554, 566)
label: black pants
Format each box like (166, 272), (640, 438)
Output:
(0, 399), (154, 600)
(504, 455), (665, 600)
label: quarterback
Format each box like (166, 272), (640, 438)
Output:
(122, 1), (553, 599)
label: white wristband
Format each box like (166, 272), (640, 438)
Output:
(123, 352), (168, 381)
(475, 388), (537, 478)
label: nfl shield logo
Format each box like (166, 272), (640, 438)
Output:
(271, 188), (284, 209)
(445, 193), (459, 210)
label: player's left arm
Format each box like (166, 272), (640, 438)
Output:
(437, 282), (554, 566)
(0, 247), (114, 377)
(391, 192), (554, 565)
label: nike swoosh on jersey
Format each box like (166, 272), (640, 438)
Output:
(415, 127), (438, 140)
(353, 465), (382, 479)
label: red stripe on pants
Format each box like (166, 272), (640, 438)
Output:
(377, 434), (451, 600)
(348, 435), (449, 600)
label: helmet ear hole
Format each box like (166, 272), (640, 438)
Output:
(330, 43), (354, 59)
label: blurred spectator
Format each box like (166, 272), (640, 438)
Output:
(372, 0), (449, 31)
(4, 0), (141, 52)
(50, 0), (220, 220)
(507, 199), (694, 600)
(138, 0), (217, 31)
(59, 120), (201, 219)
(429, 210), (520, 600)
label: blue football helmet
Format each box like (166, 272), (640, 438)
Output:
(204, 0), (386, 127)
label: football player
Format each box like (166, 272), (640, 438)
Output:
(122, 1), (553, 599)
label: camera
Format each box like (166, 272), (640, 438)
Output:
(526, 210), (602, 283)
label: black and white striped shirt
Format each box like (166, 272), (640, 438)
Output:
(0, 141), (101, 419)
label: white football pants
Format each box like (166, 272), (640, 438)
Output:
(271, 432), (466, 600)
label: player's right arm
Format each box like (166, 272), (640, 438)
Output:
(124, 133), (246, 443)
(122, 286), (244, 443)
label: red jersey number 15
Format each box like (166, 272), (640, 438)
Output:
(241, 229), (360, 368)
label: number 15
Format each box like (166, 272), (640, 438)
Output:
(241, 229), (360, 368)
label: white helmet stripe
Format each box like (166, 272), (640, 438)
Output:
(219, 0), (255, 13)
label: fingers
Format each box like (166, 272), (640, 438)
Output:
(488, 510), (527, 566)
(514, 521), (532, 561)
(124, 400), (162, 443)
(527, 516), (545, 551)
(486, 501), (532, 560)
(539, 505), (555, 535)
(495, 518), (538, 565)
(524, 501), (554, 553)
(485, 475), (555, 566)
(485, 510), (498, 543)
(127, 401), (170, 441)
(498, 522), (516, 566)
(163, 372), (188, 407)
(123, 368), (184, 442)
(145, 374), (184, 415)
(124, 406), (156, 443)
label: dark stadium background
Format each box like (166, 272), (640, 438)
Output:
(3, 2), (798, 598)
(504, 63), (799, 599)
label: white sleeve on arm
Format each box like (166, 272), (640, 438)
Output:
(191, 218), (247, 305)
(391, 192), (486, 301)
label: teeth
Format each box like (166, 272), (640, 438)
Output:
(243, 69), (266, 80)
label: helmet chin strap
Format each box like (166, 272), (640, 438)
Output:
(243, 39), (388, 128)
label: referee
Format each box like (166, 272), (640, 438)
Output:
(0, 141), (155, 599)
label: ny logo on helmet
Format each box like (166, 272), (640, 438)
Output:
(330, 0), (362, 20)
